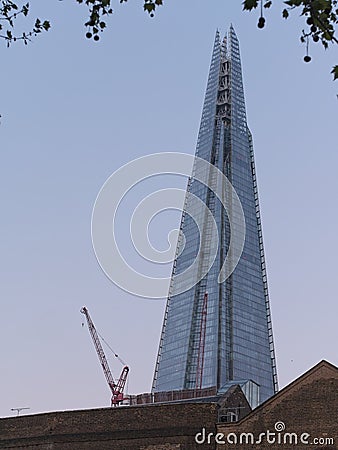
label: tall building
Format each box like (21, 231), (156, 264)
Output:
(152, 26), (278, 404)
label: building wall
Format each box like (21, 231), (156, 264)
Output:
(0, 403), (218, 450)
(0, 361), (336, 450)
(215, 362), (337, 450)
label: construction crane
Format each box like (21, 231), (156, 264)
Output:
(195, 292), (208, 391)
(80, 306), (129, 406)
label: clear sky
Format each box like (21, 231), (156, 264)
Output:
(0, 0), (337, 417)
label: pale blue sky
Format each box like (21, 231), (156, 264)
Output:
(1, 0), (337, 417)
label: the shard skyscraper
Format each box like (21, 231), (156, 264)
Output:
(152, 26), (278, 404)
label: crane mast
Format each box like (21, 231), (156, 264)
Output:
(81, 306), (129, 406)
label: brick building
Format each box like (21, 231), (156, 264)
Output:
(0, 360), (336, 449)
(214, 360), (337, 449)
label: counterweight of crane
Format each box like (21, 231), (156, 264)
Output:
(80, 306), (129, 406)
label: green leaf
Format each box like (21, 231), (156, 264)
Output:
(323, 30), (333, 40)
(284, 0), (302, 6)
(144, 3), (155, 12)
(42, 21), (51, 31)
(264, 1), (272, 8)
(282, 8), (289, 18)
(243, 0), (259, 11)
(331, 65), (338, 80)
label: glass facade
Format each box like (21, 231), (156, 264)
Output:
(152, 26), (278, 403)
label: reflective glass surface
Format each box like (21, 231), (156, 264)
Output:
(153, 27), (277, 403)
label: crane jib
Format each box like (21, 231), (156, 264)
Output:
(80, 306), (129, 406)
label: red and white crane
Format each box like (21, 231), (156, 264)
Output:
(80, 306), (129, 406)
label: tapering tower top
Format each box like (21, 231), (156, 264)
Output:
(153, 27), (278, 405)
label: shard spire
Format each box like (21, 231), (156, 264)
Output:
(152, 27), (278, 404)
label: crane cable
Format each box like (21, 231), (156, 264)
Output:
(97, 330), (127, 367)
